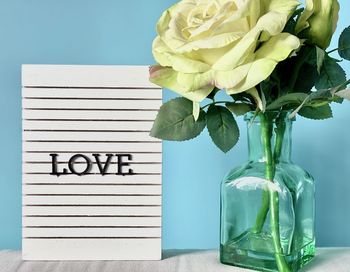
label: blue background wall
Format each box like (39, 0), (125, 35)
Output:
(0, 0), (349, 250)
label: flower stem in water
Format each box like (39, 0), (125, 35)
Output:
(259, 113), (291, 272)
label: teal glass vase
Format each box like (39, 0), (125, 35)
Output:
(220, 111), (315, 272)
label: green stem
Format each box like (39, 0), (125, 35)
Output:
(252, 113), (273, 233)
(259, 113), (291, 272)
(252, 113), (286, 233)
(270, 190), (291, 272)
(274, 116), (286, 164)
(327, 47), (338, 54)
(260, 114), (275, 180)
(251, 191), (269, 234)
(327, 45), (350, 54)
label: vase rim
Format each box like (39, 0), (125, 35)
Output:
(244, 110), (296, 123)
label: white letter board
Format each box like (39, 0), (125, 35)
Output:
(22, 65), (162, 260)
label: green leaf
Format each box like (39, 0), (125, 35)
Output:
(310, 80), (350, 104)
(225, 102), (252, 116)
(206, 105), (239, 153)
(315, 55), (346, 90)
(266, 93), (309, 110)
(315, 46), (325, 74)
(275, 45), (318, 94)
(289, 96), (309, 119)
(298, 104), (333, 120)
(308, 88), (333, 102)
(338, 26), (350, 60)
(150, 97), (206, 141)
(293, 62), (318, 93)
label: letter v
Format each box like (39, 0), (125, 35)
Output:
(92, 154), (113, 175)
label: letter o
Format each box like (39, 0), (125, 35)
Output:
(68, 154), (92, 176)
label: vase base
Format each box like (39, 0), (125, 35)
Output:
(220, 234), (315, 272)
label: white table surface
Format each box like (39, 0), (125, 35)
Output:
(0, 248), (349, 272)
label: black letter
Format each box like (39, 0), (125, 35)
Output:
(68, 154), (92, 176)
(116, 154), (134, 176)
(49, 153), (68, 176)
(93, 153), (113, 175)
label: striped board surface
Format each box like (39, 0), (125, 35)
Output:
(22, 65), (162, 260)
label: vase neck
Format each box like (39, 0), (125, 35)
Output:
(246, 112), (293, 164)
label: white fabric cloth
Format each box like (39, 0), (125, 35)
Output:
(0, 248), (349, 272)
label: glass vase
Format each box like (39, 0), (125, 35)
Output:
(220, 111), (315, 272)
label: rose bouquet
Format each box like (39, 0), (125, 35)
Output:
(149, 0), (350, 271)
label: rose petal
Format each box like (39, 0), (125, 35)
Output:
(149, 66), (213, 102)
(153, 37), (211, 73)
(227, 33), (300, 93)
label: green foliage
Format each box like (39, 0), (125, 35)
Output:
(150, 97), (206, 141)
(293, 65), (318, 94)
(338, 26), (350, 60)
(260, 78), (278, 105)
(315, 55), (347, 90)
(298, 104), (333, 120)
(225, 102), (252, 116)
(149, 25), (350, 153)
(266, 93), (308, 110)
(307, 87), (341, 104)
(206, 105), (240, 153)
(315, 46), (325, 74)
(275, 45), (318, 94)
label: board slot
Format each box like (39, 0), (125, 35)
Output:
(23, 216), (161, 226)
(23, 208), (162, 215)
(23, 173), (161, 175)
(24, 205), (161, 207)
(23, 184), (161, 187)
(23, 86), (158, 89)
(24, 162), (161, 164)
(24, 215), (161, 217)
(23, 108), (159, 111)
(22, 99), (161, 110)
(23, 151), (161, 158)
(23, 194), (161, 196)
(23, 196), (161, 205)
(23, 140), (160, 143)
(23, 97), (162, 101)
(23, 175), (161, 184)
(24, 237), (161, 239)
(23, 110), (157, 120)
(24, 119), (155, 122)
(23, 227), (162, 237)
(23, 120), (154, 130)
(24, 151), (161, 153)
(23, 184), (161, 194)
(23, 129), (151, 132)
(24, 226), (161, 228)
(24, 194), (161, 196)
